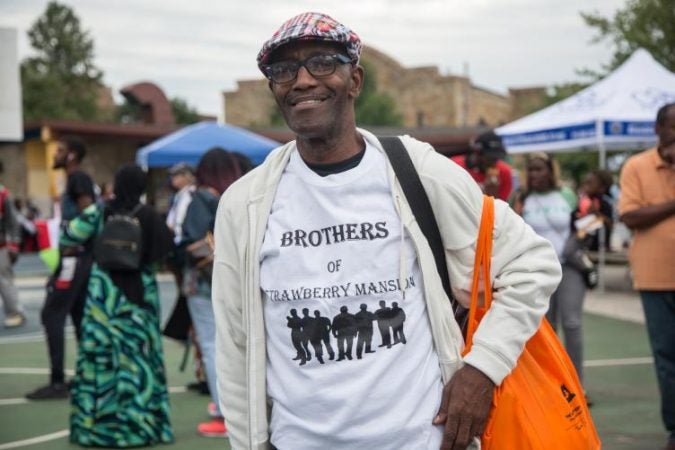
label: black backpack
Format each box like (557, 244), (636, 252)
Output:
(94, 204), (143, 271)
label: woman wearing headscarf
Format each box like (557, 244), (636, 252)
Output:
(181, 148), (251, 437)
(510, 153), (589, 401)
(70, 165), (175, 447)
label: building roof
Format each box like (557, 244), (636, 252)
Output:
(251, 125), (489, 156)
(24, 119), (179, 141)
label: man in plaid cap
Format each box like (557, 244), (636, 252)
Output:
(213, 12), (560, 450)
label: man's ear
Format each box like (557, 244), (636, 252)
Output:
(349, 65), (365, 99)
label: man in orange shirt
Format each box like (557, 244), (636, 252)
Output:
(619, 102), (675, 450)
(451, 131), (513, 201)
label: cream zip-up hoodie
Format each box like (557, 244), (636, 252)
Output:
(212, 129), (562, 450)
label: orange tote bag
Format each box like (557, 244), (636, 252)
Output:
(464, 196), (601, 450)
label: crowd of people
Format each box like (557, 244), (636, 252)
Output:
(0, 136), (251, 445)
(1, 10), (673, 450)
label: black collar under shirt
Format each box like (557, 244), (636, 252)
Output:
(303, 147), (367, 177)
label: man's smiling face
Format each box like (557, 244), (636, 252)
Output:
(268, 40), (362, 140)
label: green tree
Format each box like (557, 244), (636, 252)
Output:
(555, 152), (599, 188)
(170, 97), (201, 124)
(355, 61), (402, 126)
(582, 0), (675, 75)
(21, 1), (104, 121)
(114, 98), (142, 124)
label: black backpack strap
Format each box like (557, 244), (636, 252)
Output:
(378, 136), (468, 333)
(104, 202), (143, 220)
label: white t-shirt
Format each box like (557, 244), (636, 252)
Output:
(522, 189), (575, 259)
(166, 185), (194, 245)
(260, 144), (444, 450)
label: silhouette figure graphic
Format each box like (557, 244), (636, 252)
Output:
(354, 303), (377, 359)
(299, 308), (314, 362)
(391, 302), (407, 345)
(287, 309), (308, 365)
(310, 310), (335, 364)
(375, 300), (393, 348)
(332, 306), (357, 361)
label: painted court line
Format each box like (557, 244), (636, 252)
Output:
(0, 327), (75, 344)
(0, 368), (74, 376)
(0, 380), (187, 408)
(584, 356), (653, 367)
(0, 333), (47, 344)
(0, 430), (69, 450)
(0, 398), (28, 406)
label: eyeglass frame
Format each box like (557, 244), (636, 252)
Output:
(261, 53), (354, 84)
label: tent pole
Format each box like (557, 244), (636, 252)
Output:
(595, 119), (607, 293)
(596, 119), (607, 169)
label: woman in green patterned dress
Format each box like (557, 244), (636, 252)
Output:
(70, 165), (175, 447)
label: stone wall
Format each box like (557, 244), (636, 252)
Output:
(469, 87), (513, 127)
(509, 86), (548, 120)
(224, 79), (276, 127)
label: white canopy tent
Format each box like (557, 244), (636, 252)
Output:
(496, 48), (675, 167)
(497, 49), (675, 293)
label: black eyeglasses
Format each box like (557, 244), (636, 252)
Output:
(262, 54), (353, 84)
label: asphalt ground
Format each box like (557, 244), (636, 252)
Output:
(0, 254), (666, 449)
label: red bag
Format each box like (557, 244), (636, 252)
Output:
(464, 196), (601, 450)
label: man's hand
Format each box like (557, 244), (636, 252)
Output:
(433, 364), (495, 450)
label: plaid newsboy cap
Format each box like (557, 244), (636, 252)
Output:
(257, 12), (362, 71)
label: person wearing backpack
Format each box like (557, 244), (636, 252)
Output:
(70, 165), (175, 447)
(181, 148), (252, 437)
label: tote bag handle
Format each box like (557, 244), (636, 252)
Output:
(464, 195), (495, 353)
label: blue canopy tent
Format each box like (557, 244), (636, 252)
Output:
(136, 121), (280, 168)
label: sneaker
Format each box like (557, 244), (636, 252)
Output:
(26, 382), (69, 400)
(197, 417), (228, 437)
(207, 402), (219, 418)
(186, 381), (210, 395)
(4, 313), (25, 328)
(187, 381), (202, 391)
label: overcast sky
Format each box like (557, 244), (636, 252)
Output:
(1, 0), (625, 119)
